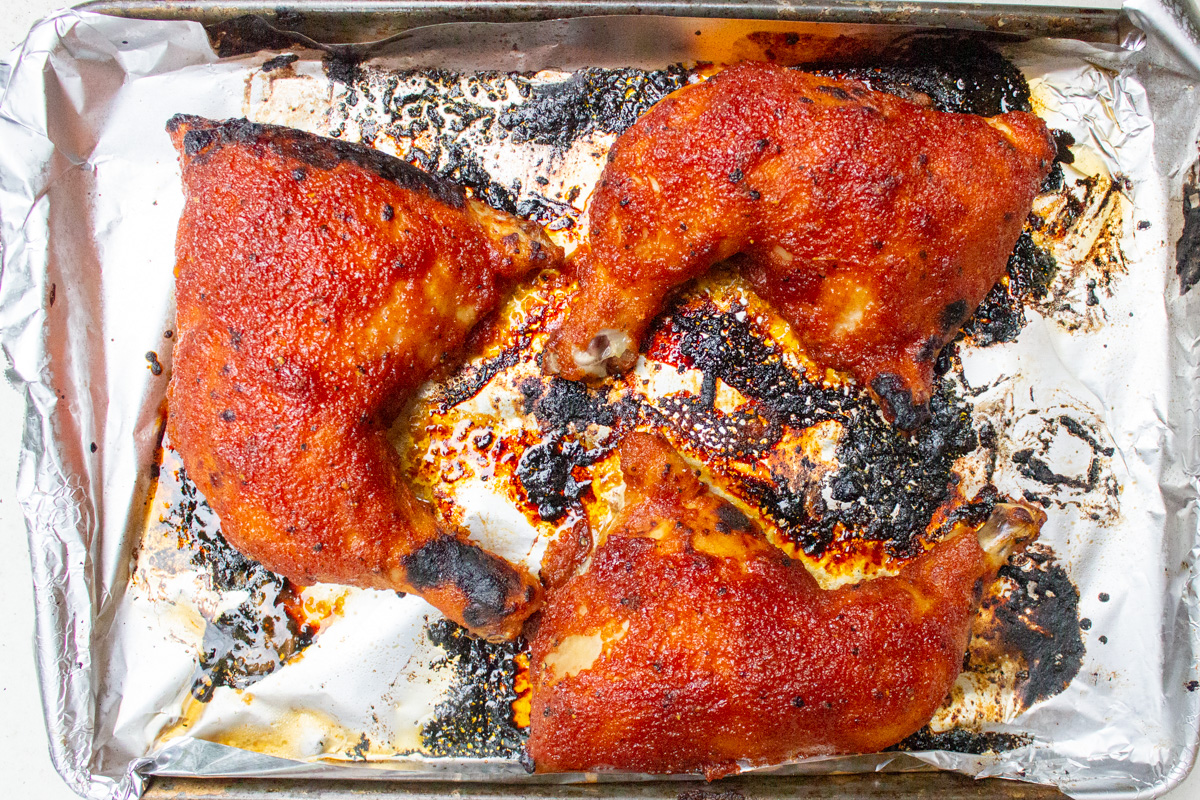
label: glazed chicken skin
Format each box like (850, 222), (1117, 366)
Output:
(544, 62), (1056, 428)
(527, 433), (1042, 776)
(167, 116), (560, 640)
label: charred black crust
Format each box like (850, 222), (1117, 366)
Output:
(816, 36), (1032, 116)
(891, 726), (1031, 754)
(940, 299), (970, 333)
(1178, 173), (1200, 294)
(714, 503), (753, 535)
(515, 435), (593, 522)
(988, 544), (1085, 706)
(261, 53), (299, 73)
(499, 66), (691, 149)
(165, 466), (315, 702)
(402, 535), (525, 629)
(421, 619), (526, 757)
(870, 373), (930, 431)
(960, 231), (1057, 346)
(641, 299), (976, 560)
(166, 114), (466, 209)
(513, 377), (630, 522)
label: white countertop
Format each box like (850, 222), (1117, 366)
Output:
(0, 2), (1196, 798)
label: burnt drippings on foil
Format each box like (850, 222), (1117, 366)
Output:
(206, 14), (309, 59)
(891, 726), (1031, 754)
(421, 619), (526, 757)
(1029, 171), (1130, 333)
(973, 543), (1085, 708)
(960, 231), (1058, 346)
(817, 36), (1031, 116)
(162, 466), (315, 702)
(329, 68), (529, 213)
(1007, 413), (1119, 520)
(499, 66), (692, 149)
(1176, 169), (1200, 294)
(514, 377), (633, 522)
(646, 297), (977, 559)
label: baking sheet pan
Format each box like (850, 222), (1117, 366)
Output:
(2, 2), (1199, 799)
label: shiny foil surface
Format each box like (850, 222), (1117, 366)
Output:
(2, 4), (1200, 799)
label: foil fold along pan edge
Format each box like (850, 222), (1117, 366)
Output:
(0, 2), (1199, 799)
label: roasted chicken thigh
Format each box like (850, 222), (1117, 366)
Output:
(527, 433), (1043, 776)
(544, 62), (1056, 428)
(167, 116), (559, 640)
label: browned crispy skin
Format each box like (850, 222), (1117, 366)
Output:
(527, 433), (1021, 777)
(544, 63), (1056, 428)
(167, 116), (561, 640)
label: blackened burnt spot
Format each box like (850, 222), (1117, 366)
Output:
(646, 299), (976, 559)
(826, 383), (976, 558)
(402, 535), (523, 630)
(917, 336), (940, 363)
(960, 231), (1057, 346)
(261, 53), (299, 73)
(423, 143), (518, 214)
(891, 726), (1031, 754)
(986, 543), (1085, 707)
(525, 376), (619, 430)
(665, 300), (844, 431)
(433, 345), (524, 413)
(515, 435), (593, 522)
(1177, 177), (1200, 294)
(940, 299), (969, 333)
(817, 36), (1031, 116)
(1040, 130), (1075, 193)
(870, 373), (930, 431)
(499, 66), (691, 149)
(714, 503), (753, 535)
(146, 351), (164, 376)
(166, 115), (466, 210)
(816, 85), (852, 101)
(512, 377), (631, 522)
(421, 619), (525, 757)
(164, 467), (315, 702)
(181, 128), (218, 157)
(1058, 415), (1114, 456)
(515, 195), (578, 232)
(1012, 448), (1100, 492)
(324, 53), (363, 86)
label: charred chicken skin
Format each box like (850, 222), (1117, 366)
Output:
(544, 62), (1056, 428)
(167, 115), (560, 641)
(527, 433), (1042, 776)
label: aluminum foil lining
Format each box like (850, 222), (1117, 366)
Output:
(2, 4), (1200, 800)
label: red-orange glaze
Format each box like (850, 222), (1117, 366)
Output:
(545, 62), (1055, 427)
(167, 116), (560, 640)
(527, 433), (994, 777)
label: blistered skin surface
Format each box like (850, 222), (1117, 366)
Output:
(545, 62), (1055, 428)
(166, 115), (560, 640)
(527, 433), (996, 777)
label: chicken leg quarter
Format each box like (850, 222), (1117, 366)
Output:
(526, 433), (1044, 776)
(544, 62), (1056, 428)
(167, 116), (560, 640)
